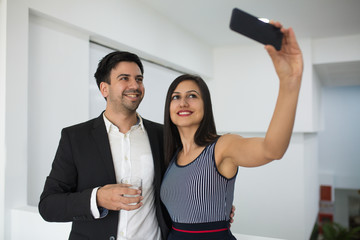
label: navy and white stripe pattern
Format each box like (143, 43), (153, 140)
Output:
(160, 140), (237, 223)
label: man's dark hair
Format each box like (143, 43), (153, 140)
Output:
(94, 51), (144, 89)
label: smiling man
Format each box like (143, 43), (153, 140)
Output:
(39, 51), (171, 240)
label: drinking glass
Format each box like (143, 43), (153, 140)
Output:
(120, 176), (142, 201)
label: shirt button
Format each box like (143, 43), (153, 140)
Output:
(109, 236), (115, 240)
(125, 156), (128, 161)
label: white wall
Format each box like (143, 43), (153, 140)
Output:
(11, 206), (71, 240)
(231, 133), (306, 239)
(318, 86), (360, 189)
(4, 1), (29, 239)
(28, 0), (213, 77)
(211, 39), (317, 133)
(27, 13), (90, 206)
(304, 133), (319, 237)
(0, 0), (7, 237)
(213, 133), (317, 240)
(211, 44), (278, 133)
(312, 34), (360, 64)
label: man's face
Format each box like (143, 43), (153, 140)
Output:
(101, 61), (145, 114)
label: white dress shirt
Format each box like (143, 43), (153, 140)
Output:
(90, 113), (161, 240)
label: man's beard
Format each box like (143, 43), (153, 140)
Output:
(118, 89), (143, 113)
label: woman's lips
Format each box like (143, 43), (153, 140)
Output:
(177, 110), (193, 116)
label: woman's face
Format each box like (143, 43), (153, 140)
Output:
(169, 80), (204, 129)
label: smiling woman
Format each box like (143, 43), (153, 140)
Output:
(160, 23), (304, 240)
(164, 74), (219, 166)
(170, 81), (204, 129)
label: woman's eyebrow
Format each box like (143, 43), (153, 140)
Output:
(172, 89), (200, 95)
(186, 90), (200, 95)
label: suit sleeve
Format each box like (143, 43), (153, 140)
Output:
(38, 128), (94, 222)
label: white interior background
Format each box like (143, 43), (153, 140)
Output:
(1, 0), (359, 240)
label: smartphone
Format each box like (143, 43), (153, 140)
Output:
(229, 8), (283, 50)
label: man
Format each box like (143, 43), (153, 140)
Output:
(39, 51), (170, 239)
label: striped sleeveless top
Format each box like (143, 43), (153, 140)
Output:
(160, 139), (238, 223)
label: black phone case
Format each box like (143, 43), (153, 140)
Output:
(229, 8), (283, 50)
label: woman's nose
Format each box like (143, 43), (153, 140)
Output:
(179, 97), (189, 107)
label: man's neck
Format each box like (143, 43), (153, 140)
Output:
(104, 109), (138, 133)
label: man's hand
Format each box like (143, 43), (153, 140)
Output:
(96, 184), (143, 211)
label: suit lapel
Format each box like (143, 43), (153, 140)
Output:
(143, 119), (164, 185)
(91, 113), (116, 182)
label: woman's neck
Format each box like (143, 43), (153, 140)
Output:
(177, 126), (199, 154)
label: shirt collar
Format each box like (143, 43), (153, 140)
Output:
(103, 112), (145, 134)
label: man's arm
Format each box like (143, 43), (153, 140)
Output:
(38, 128), (94, 222)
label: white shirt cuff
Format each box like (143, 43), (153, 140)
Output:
(90, 187), (101, 219)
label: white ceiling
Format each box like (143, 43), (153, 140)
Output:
(139, 0), (360, 86)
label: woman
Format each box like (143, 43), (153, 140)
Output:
(160, 22), (303, 240)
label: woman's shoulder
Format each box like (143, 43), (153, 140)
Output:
(214, 134), (242, 178)
(217, 133), (244, 144)
(215, 134), (245, 154)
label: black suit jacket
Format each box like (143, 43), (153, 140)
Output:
(39, 113), (170, 240)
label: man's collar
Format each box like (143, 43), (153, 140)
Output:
(135, 113), (145, 132)
(103, 112), (145, 133)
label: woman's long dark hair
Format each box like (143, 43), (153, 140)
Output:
(164, 74), (219, 165)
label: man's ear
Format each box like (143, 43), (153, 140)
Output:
(100, 82), (109, 99)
